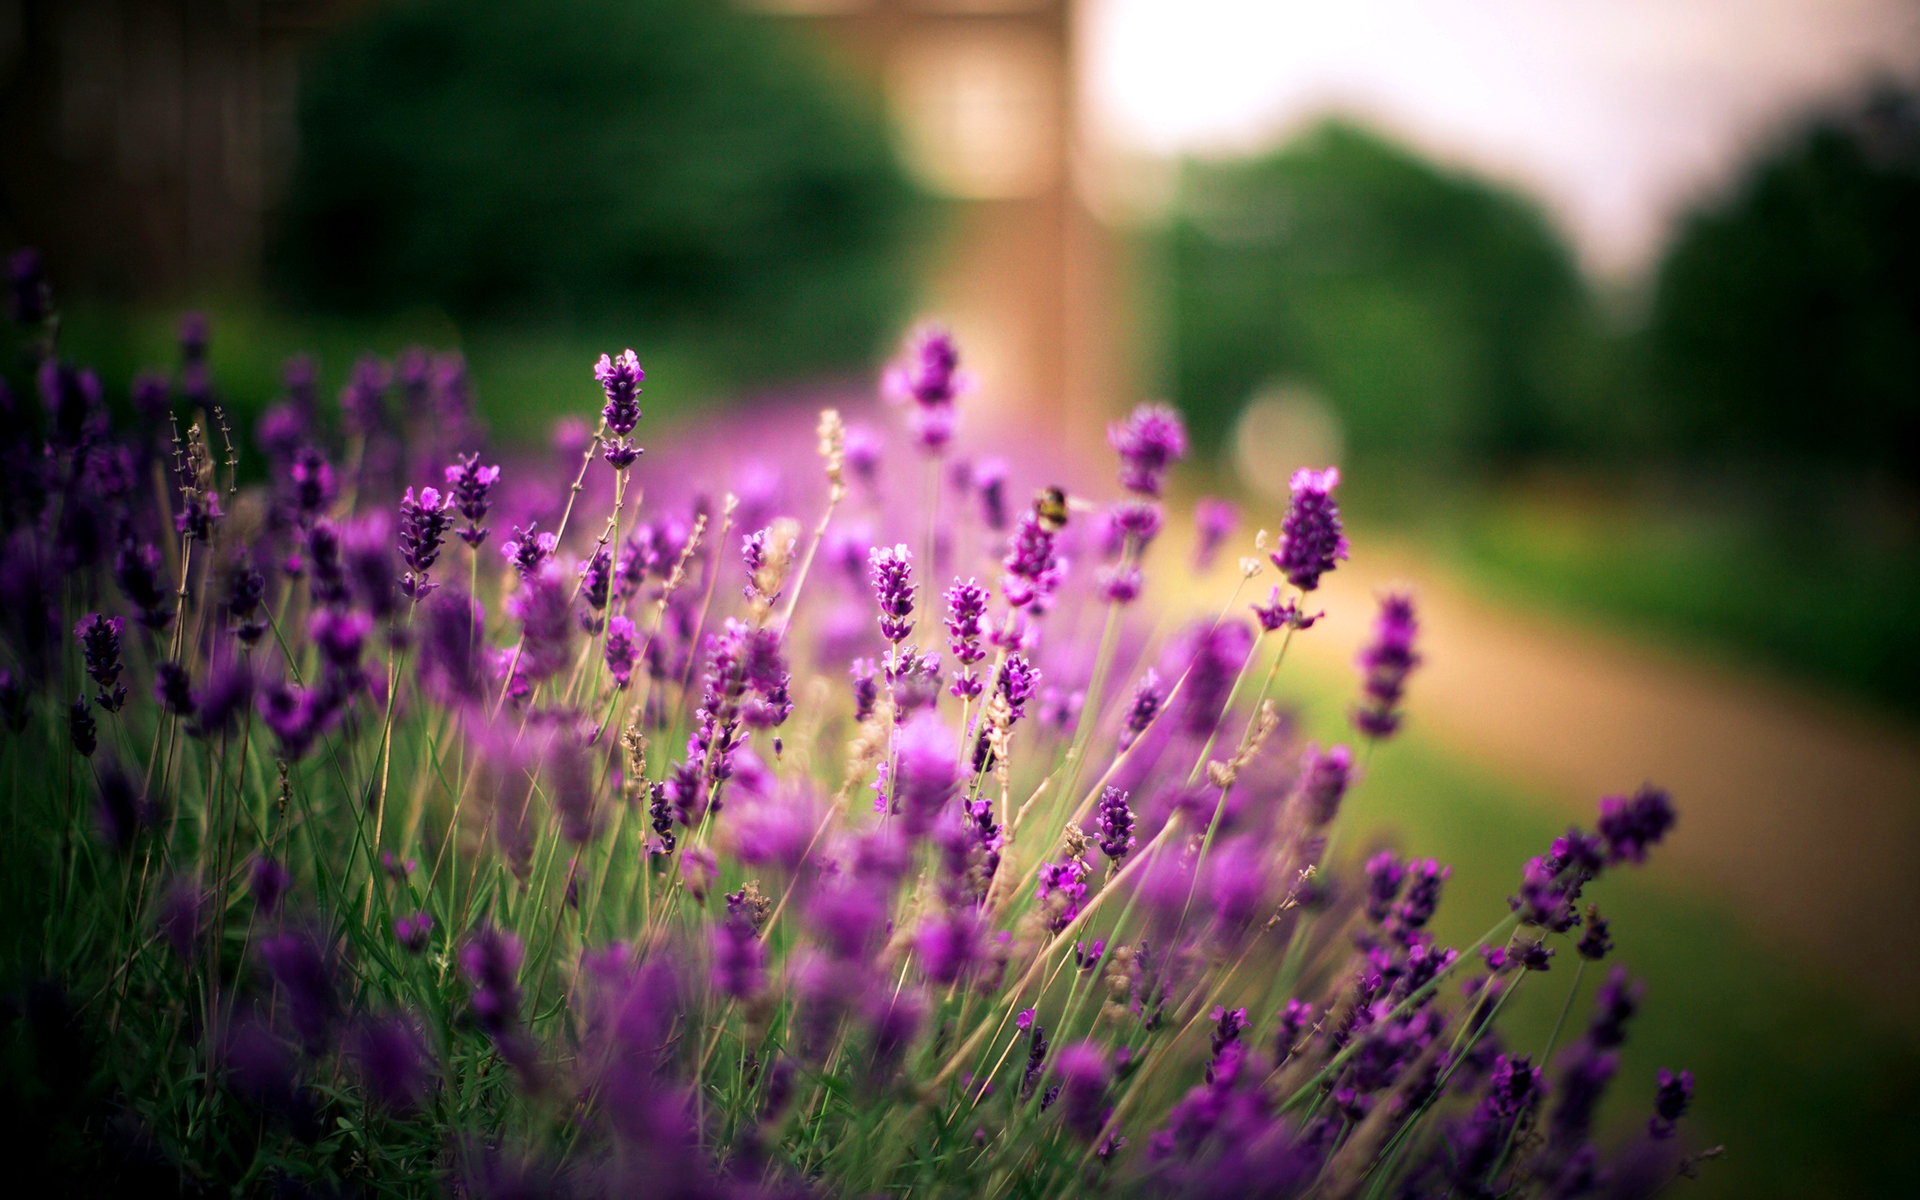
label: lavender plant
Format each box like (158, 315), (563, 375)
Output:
(0, 255), (1707, 1196)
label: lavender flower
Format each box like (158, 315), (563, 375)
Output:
(1395, 859), (1449, 930)
(1108, 403), (1187, 496)
(1094, 787), (1135, 863)
(1020, 1020), (1050, 1100)
(1053, 1043), (1111, 1139)
(593, 348), (645, 468)
(851, 658), (879, 723)
(1364, 852), (1405, 923)
(250, 856), (291, 916)
(1649, 1067), (1694, 1138)
(1272, 466), (1348, 591)
(869, 544), (915, 644)
(502, 522), (557, 577)
(1193, 497), (1239, 571)
(605, 615), (639, 689)
(1036, 859), (1090, 932)
(711, 914), (766, 999)
(94, 759), (148, 853)
(225, 561), (268, 645)
(974, 457), (1010, 530)
(445, 453), (501, 547)
(1598, 784), (1677, 864)
(1001, 503), (1062, 610)
(1099, 563), (1143, 604)
(945, 578), (990, 699)
(1588, 966), (1642, 1048)
(339, 355), (390, 436)
(395, 912), (434, 954)
(69, 698), (96, 757)
(1576, 906), (1614, 960)
(418, 589), (486, 705)
(578, 543), (613, 630)
(287, 446), (337, 519)
(259, 927), (337, 1051)
(154, 661), (196, 718)
(397, 485), (454, 599)
(75, 613), (127, 711)
(894, 711), (959, 836)
(350, 1014), (431, 1110)
(114, 541), (172, 630)
(886, 327), (965, 452)
(1119, 669), (1163, 749)
(460, 925), (524, 1037)
(1252, 586), (1321, 632)
(1354, 591), (1420, 739)
(1180, 619), (1254, 735)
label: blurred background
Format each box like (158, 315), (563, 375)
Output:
(3, 0), (1918, 1193)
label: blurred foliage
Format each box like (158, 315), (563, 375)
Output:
(1647, 86), (1920, 485)
(1155, 121), (1612, 468)
(272, 0), (923, 382)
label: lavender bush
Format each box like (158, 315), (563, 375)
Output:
(0, 253), (1707, 1196)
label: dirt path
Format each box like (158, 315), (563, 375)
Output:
(1268, 534), (1920, 1015)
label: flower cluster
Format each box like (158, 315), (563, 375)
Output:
(0, 264), (1702, 1199)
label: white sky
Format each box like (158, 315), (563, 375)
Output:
(1083, 0), (1920, 275)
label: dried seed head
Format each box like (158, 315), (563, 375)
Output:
(817, 408), (846, 495)
(750, 518), (801, 618)
(1061, 822), (1090, 862)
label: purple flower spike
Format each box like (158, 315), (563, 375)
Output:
(1035, 859), (1090, 932)
(288, 446), (337, 519)
(711, 914), (766, 999)
(1108, 403), (1188, 497)
(894, 711), (959, 836)
(1649, 1067), (1694, 1139)
(394, 911), (434, 954)
(1094, 786), (1135, 862)
(502, 522), (558, 577)
(1252, 586), (1321, 633)
(869, 543), (915, 644)
(1119, 669), (1163, 750)
(1053, 1043), (1111, 1139)
(885, 326), (966, 452)
(1272, 466), (1348, 591)
(115, 541), (173, 630)
(945, 578), (990, 699)
(460, 924), (523, 1036)
(69, 698), (97, 757)
(339, 355), (390, 436)
(154, 660), (196, 718)
(1354, 591), (1419, 739)
(1294, 743), (1352, 828)
(75, 613), (127, 711)
(398, 485), (454, 599)
(251, 856), (292, 916)
(351, 1014), (431, 1111)
(1363, 851), (1405, 923)
(1597, 785), (1676, 865)
(445, 454), (501, 547)
(259, 927), (337, 1051)
(1193, 497), (1239, 571)
(593, 348), (645, 467)
(605, 615), (639, 689)
(1001, 505), (1061, 610)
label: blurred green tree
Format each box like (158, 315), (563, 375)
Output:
(1647, 86), (1920, 484)
(272, 0), (921, 381)
(1156, 120), (1607, 468)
